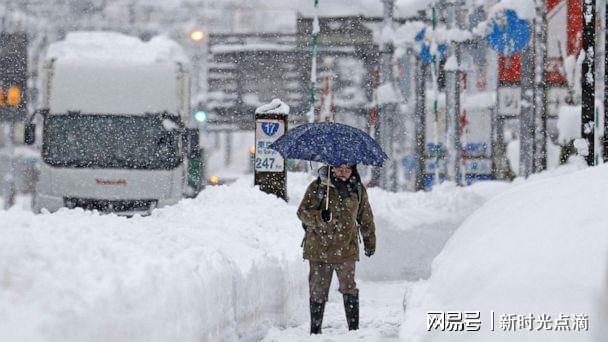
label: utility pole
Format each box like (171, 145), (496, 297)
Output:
(520, 43), (535, 178)
(414, 57), (426, 191)
(533, 0), (548, 173)
(445, 0), (464, 185)
(378, 0), (397, 191)
(308, 0), (320, 124)
(604, 0), (608, 162)
(582, 0), (595, 166)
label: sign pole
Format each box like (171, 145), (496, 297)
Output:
(2, 122), (15, 209)
(254, 99), (289, 201)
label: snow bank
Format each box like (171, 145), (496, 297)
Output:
(0, 178), (307, 341)
(400, 164), (608, 342)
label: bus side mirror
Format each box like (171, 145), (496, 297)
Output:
(24, 124), (36, 145)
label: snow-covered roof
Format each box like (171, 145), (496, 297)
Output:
(46, 31), (190, 66)
(296, 0), (431, 18)
(210, 43), (294, 54)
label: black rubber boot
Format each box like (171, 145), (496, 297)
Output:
(310, 300), (325, 334)
(343, 293), (359, 330)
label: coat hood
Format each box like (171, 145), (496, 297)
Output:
(317, 165), (362, 186)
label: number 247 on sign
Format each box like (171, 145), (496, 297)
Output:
(256, 158), (276, 169)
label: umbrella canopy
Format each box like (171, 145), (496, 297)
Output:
(268, 122), (388, 167)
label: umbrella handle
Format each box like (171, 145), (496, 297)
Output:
(325, 165), (332, 222)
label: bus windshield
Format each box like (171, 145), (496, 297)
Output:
(43, 114), (182, 170)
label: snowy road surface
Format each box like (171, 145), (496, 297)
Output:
(263, 281), (406, 341)
(0, 172), (510, 341)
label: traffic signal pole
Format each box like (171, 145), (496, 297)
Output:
(582, 0), (595, 166)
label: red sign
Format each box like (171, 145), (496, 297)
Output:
(567, 0), (582, 56)
(498, 0), (582, 85)
(499, 54), (521, 83)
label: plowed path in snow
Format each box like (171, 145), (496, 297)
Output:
(263, 280), (405, 342)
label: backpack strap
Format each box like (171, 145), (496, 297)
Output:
(301, 178), (326, 236)
(313, 177), (326, 210)
(355, 182), (362, 203)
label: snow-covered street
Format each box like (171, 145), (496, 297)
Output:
(2, 1), (608, 341)
(1, 156), (607, 342)
(0, 171), (506, 341)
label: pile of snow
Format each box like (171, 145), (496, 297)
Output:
(255, 99), (290, 115)
(506, 139), (564, 176)
(0, 178), (307, 341)
(400, 163), (608, 341)
(557, 105), (582, 144)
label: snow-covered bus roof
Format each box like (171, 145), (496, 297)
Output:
(46, 31), (189, 66)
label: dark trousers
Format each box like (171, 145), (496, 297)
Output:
(309, 260), (358, 303)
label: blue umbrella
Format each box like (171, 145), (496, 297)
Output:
(270, 122), (387, 214)
(268, 122), (388, 167)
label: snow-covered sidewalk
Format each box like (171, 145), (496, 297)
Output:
(263, 281), (406, 341)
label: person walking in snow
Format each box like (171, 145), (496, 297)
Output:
(297, 164), (376, 334)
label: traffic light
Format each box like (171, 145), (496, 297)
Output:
(7, 86), (21, 106)
(193, 107), (207, 123)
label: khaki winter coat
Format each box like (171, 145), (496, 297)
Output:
(297, 178), (376, 263)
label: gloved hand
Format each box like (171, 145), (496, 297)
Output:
(364, 248), (375, 257)
(321, 209), (332, 222)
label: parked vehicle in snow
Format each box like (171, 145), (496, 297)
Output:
(25, 32), (202, 215)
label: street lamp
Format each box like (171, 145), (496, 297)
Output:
(189, 28), (206, 98)
(190, 29), (205, 42)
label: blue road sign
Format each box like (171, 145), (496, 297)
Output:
(486, 9), (531, 56)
